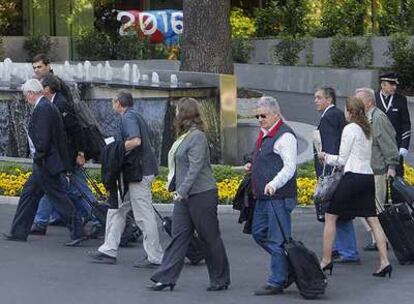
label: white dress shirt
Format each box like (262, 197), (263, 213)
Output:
(262, 121), (298, 191)
(325, 123), (373, 174)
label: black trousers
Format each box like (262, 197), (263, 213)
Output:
(9, 164), (83, 240)
(151, 189), (230, 286)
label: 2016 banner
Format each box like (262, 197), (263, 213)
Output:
(117, 10), (183, 45)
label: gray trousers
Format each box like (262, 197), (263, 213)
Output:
(99, 175), (163, 264)
(151, 189), (230, 286)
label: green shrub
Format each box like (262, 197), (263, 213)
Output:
(115, 35), (149, 60)
(330, 35), (372, 68)
(232, 39), (253, 63)
(212, 165), (244, 182)
(272, 36), (305, 66)
(75, 28), (113, 60)
(23, 34), (53, 62)
(230, 8), (256, 39)
(75, 28), (170, 60)
(386, 32), (414, 93)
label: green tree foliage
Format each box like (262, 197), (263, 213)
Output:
(230, 7), (256, 39)
(378, 0), (414, 35)
(0, 0), (23, 35)
(255, 0), (310, 37)
(230, 8), (255, 63)
(386, 33), (414, 92)
(318, 0), (367, 37)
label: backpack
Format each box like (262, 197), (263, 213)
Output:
(60, 80), (105, 161)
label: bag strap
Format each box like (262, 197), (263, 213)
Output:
(271, 203), (288, 243)
(152, 205), (165, 221)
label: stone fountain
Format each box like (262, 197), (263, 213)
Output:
(0, 58), (237, 165)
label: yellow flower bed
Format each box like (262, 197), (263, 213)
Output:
(297, 177), (317, 206)
(1, 164), (413, 205)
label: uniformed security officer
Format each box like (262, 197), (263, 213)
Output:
(375, 72), (411, 204)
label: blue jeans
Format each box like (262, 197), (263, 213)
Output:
(252, 197), (296, 288)
(34, 168), (98, 228)
(333, 219), (359, 260)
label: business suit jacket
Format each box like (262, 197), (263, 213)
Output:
(29, 97), (70, 176)
(173, 127), (217, 199)
(315, 106), (346, 177)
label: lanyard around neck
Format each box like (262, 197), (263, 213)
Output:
(380, 93), (393, 113)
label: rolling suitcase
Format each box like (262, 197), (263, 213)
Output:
(377, 177), (414, 265)
(274, 210), (327, 299)
(152, 206), (205, 265)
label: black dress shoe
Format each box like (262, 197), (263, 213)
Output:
(147, 282), (175, 291)
(87, 250), (117, 264)
(372, 264), (392, 278)
(206, 284), (229, 291)
(2, 233), (26, 242)
(254, 285), (283, 296)
(30, 224), (47, 235)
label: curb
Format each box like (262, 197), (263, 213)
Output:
(0, 195), (314, 214)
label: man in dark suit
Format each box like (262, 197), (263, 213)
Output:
(313, 87), (360, 263)
(30, 75), (100, 236)
(3, 79), (84, 245)
(375, 72), (411, 204)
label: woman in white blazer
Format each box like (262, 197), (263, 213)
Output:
(318, 97), (391, 278)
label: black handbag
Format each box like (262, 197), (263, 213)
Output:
(313, 164), (343, 222)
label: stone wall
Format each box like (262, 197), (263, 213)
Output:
(249, 36), (414, 67)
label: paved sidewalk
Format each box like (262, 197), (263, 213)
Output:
(1, 203), (413, 304)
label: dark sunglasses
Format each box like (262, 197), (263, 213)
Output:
(255, 114), (267, 119)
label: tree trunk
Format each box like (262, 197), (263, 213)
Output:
(180, 0), (233, 74)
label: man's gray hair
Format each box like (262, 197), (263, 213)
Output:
(22, 79), (43, 94)
(257, 96), (280, 113)
(355, 87), (375, 102)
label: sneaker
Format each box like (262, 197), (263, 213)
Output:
(254, 285), (284, 296)
(333, 257), (361, 264)
(133, 258), (160, 269)
(363, 242), (378, 251)
(87, 250), (116, 264)
(30, 224), (47, 235)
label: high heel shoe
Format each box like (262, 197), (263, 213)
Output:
(321, 262), (334, 275)
(372, 264), (392, 278)
(147, 282), (175, 291)
(206, 284), (229, 291)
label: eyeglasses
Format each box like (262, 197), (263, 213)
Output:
(255, 114), (267, 119)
